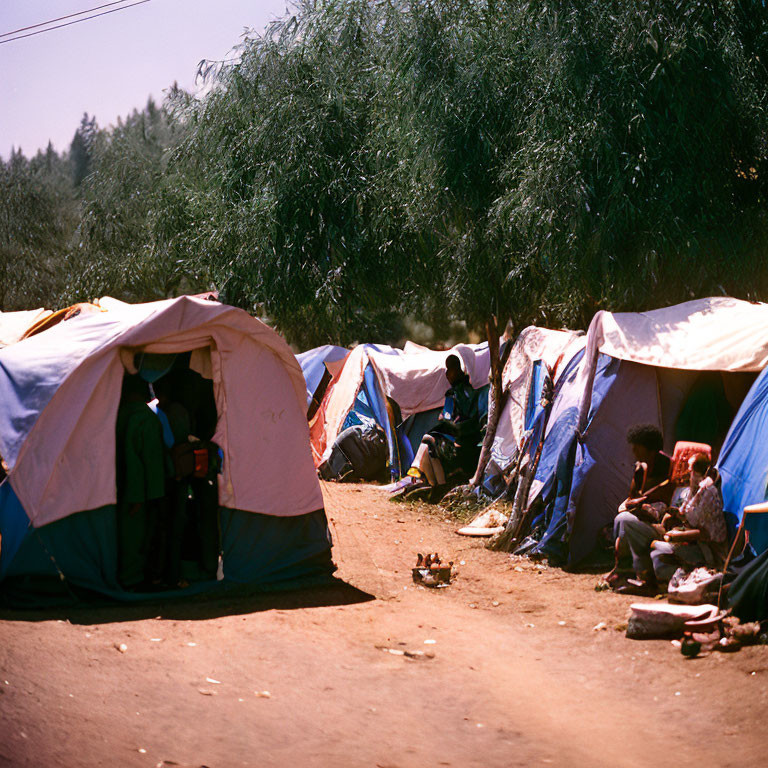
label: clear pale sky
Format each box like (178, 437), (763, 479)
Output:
(0, 0), (290, 157)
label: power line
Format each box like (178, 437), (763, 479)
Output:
(0, 1), (137, 38)
(0, 0), (152, 46)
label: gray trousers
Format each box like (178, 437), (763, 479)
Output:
(613, 510), (660, 579)
(651, 541), (708, 583)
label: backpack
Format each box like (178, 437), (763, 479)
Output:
(319, 424), (388, 482)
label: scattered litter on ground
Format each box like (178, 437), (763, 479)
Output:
(205, 677), (221, 684)
(626, 603), (718, 640)
(197, 688), (215, 696)
(404, 650), (433, 660)
(424, 639), (436, 645)
(412, 552), (453, 587)
(255, 691), (271, 698)
(115, 643), (127, 653)
(592, 622), (608, 632)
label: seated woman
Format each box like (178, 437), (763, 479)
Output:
(393, 355), (485, 500)
(606, 424), (674, 590)
(650, 453), (727, 584)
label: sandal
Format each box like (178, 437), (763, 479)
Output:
(616, 579), (660, 597)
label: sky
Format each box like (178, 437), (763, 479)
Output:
(0, 0), (290, 157)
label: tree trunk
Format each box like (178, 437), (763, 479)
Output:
(487, 434), (543, 552)
(469, 315), (509, 487)
(487, 366), (555, 553)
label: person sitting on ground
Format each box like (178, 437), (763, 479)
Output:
(605, 424), (673, 590)
(394, 355), (485, 499)
(650, 453), (727, 585)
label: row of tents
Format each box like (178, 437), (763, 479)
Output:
(2, 294), (768, 603)
(297, 297), (768, 567)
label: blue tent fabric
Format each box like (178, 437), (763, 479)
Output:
(718, 367), (768, 554)
(397, 408), (442, 468)
(525, 360), (548, 431)
(0, 481), (31, 581)
(531, 352), (619, 560)
(361, 363), (401, 476)
(296, 345), (347, 407)
(531, 355), (713, 566)
(526, 350), (586, 506)
(0, 480), (334, 602)
(0, 330), (97, 467)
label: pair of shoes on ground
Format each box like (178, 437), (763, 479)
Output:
(389, 477), (447, 503)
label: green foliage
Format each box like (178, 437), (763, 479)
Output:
(2, 1), (768, 346)
(497, 0), (768, 327)
(0, 149), (75, 310)
(157, 1), (418, 347)
(68, 96), (205, 303)
(166, 0), (768, 343)
(70, 113), (98, 187)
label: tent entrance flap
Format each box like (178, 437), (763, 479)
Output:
(116, 350), (222, 590)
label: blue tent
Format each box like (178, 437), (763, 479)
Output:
(338, 344), (408, 477)
(717, 367), (768, 554)
(0, 297), (334, 603)
(528, 356), (747, 566)
(318, 342), (491, 480)
(523, 300), (766, 566)
(296, 345), (348, 407)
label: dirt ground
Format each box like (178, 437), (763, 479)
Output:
(1, 481), (767, 768)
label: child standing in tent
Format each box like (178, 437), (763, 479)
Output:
(116, 374), (167, 590)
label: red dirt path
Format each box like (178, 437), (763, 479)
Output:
(1, 481), (766, 767)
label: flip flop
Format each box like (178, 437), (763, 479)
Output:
(616, 580), (660, 597)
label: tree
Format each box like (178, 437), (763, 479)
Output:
(68, 97), (201, 303)
(0, 152), (69, 310)
(70, 112), (98, 187)
(157, 0), (422, 348)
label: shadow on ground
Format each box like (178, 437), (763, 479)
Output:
(0, 576), (374, 625)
